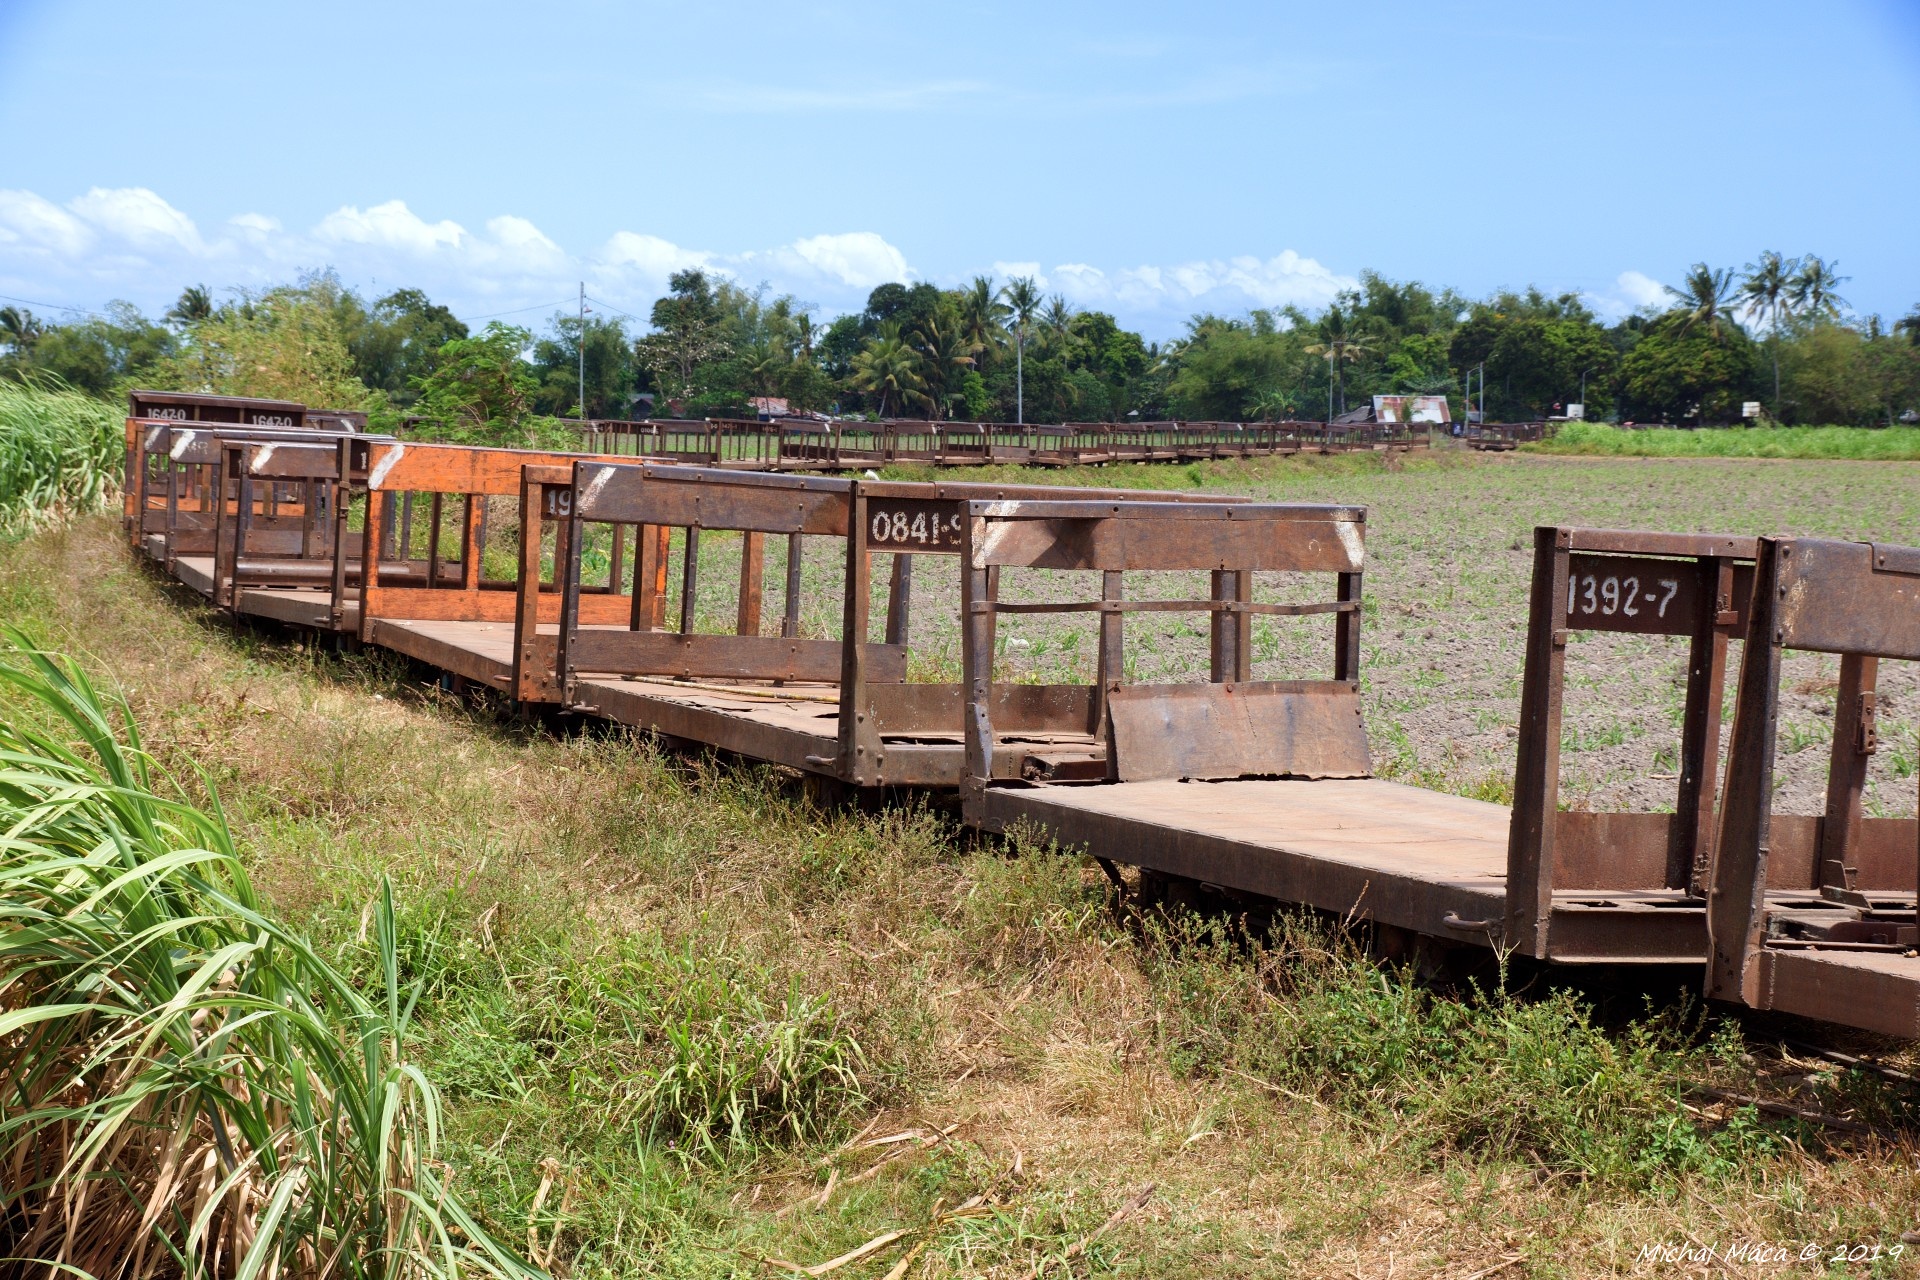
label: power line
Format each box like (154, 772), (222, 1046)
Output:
(584, 294), (646, 323)
(455, 297), (576, 323)
(0, 291), (108, 319)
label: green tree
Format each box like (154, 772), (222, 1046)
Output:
(1304, 305), (1373, 416)
(1616, 315), (1761, 423)
(849, 329), (926, 418)
(1166, 315), (1291, 420)
(1895, 303), (1920, 347)
(1738, 250), (1799, 413)
(153, 283), (369, 409)
(1793, 255), (1849, 320)
(349, 288), (469, 406)
(25, 303), (176, 397)
(957, 276), (1006, 369)
(636, 269), (731, 405)
(1663, 264), (1739, 339)
(531, 313), (634, 418)
(409, 323), (546, 443)
(164, 285), (214, 329)
(909, 314), (981, 420)
(0, 307), (43, 361)
(997, 276), (1042, 423)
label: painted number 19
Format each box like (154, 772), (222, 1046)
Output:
(1568, 573), (1678, 620)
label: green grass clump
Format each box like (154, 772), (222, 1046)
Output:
(0, 632), (533, 1277)
(1146, 917), (1775, 1190)
(0, 377), (124, 536)
(1535, 420), (1920, 460)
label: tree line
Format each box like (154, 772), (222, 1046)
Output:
(3, 256), (1917, 442)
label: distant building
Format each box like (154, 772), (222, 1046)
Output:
(1331, 395), (1451, 426)
(748, 396), (791, 419)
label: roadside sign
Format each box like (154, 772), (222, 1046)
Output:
(1742, 401), (1762, 419)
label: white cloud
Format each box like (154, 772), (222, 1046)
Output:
(315, 199), (464, 253)
(0, 183), (1361, 339)
(67, 187), (202, 252)
(1038, 250), (1353, 317)
(597, 231), (713, 281)
(1582, 269), (1669, 321)
(1614, 270), (1667, 309)
(778, 232), (909, 290)
(0, 189), (94, 256)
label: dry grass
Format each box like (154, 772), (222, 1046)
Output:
(4, 450), (1920, 1277)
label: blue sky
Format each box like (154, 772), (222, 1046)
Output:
(2, 0), (1916, 339)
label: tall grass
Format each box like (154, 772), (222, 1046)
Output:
(1535, 420), (1920, 460)
(0, 631), (536, 1278)
(0, 377), (124, 537)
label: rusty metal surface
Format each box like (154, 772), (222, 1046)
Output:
(1105, 683), (1370, 782)
(1705, 535), (1920, 1037)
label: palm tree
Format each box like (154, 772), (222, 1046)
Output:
(911, 316), (982, 421)
(1303, 306), (1373, 418)
(1248, 388), (1295, 421)
(850, 328), (927, 418)
(1739, 251), (1800, 412)
(958, 276), (1005, 363)
(1793, 255), (1849, 321)
(165, 284), (214, 328)
(1895, 304), (1920, 347)
(791, 313), (818, 363)
(739, 338), (788, 398)
(1664, 264), (1737, 339)
(997, 276), (1043, 424)
(1041, 295), (1075, 359)
(0, 306), (42, 355)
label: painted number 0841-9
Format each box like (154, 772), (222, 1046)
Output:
(1568, 573), (1679, 620)
(871, 509), (961, 546)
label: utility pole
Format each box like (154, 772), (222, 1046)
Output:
(577, 281), (587, 422)
(1015, 322), (1024, 425)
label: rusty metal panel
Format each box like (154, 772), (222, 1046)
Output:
(1746, 814), (1919, 891)
(1551, 812), (1674, 889)
(564, 632), (906, 684)
(868, 682), (1093, 735)
(1776, 538), (1920, 660)
(1567, 529), (1756, 558)
(1758, 949), (1920, 1038)
(972, 515), (1365, 573)
(129, 389), (306, 426)
(1106, 683), (1370, 782)
(574, 462), (852, 534)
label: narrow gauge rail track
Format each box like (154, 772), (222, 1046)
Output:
(121, 392), (1920, 1040)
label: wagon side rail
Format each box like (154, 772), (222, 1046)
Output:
(956, 498), (1370, 824)
(1504, 527), (1760, 958)
(1704, 537), (1920, 1035)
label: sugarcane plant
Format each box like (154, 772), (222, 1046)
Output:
(0, 630), (537, 1278)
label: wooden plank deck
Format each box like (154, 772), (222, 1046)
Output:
(174, 555), (214, 596)
(981, 778), (1712, 963)
(575, 675), (1103, 787)
(237, 586), (357, 631)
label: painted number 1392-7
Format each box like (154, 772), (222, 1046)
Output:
(1568, 573), (1679, 620)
